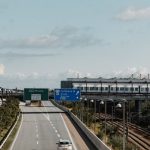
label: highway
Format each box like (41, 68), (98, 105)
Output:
(10, 101), (93, 150)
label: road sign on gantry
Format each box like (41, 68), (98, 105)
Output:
(24, 88), (49, 101)
(54, 89), (80, 101)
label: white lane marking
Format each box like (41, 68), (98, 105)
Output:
(42, 101), (50, 120)
(41, 101), (64, 142)
(55, 130), (58, 133)
(57, 134), (60, 138)
(37, 141), (39, 145)
(60, 114), (77, 150)
(10, 114), (23, 150)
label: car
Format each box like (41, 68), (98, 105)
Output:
(25, 100), (31, 106)
(56, 139), (72, 150)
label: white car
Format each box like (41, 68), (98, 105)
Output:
(56, 139), (72, 150)
(25, 100), (31, 106)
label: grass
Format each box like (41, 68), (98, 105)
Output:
(1, 114), (22, 150)
(0, 129), (8, 141)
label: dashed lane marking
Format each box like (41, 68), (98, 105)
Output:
(60, 114), (77, 150)
(55, 130), (58, 133)
(57, 134), (60, 138)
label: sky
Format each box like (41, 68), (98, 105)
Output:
(1, 0), (150, 89)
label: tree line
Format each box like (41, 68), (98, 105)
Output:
(0, 98), (19, 136)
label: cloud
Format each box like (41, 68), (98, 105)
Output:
(0, 69), (94, 89)
(0, 72), (56, 89)
(59, 69), (93, 79)
(0, 64), (5, 75)
(1, 67), (150, 89)
(0, 52), (60, 58)
(110, 67), (150, 79)
(116, 7), (150, 21)
(63, 67), (150, 80)
(0, 26), (101, 50)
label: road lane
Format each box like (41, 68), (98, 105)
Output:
(42, 101), (97, 150)
(41, 101), (77, 150)
(10, 101), (76, 150)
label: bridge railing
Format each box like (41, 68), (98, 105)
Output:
(51, 100), (111, 150)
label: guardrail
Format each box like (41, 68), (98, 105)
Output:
(52, 100), (111, 150)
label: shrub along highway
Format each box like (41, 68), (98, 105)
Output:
(10, 101), (95, 150)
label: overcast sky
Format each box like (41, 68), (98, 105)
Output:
(1, 0), (150, 89)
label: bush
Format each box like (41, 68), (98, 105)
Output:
(0, 98), (19, 138)
(97, 129), (104, 140)
(109, 135), (122, 150)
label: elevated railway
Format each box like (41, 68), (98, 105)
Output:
(96, 113), (150, 150)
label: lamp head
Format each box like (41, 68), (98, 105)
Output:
(100, 101), (104, 104)
(116, 103), (122, 108)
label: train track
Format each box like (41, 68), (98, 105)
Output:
(95, 113), (150, 150)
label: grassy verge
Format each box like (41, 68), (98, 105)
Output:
(0, 129), (8, 142)
(1, 114), (22, 150)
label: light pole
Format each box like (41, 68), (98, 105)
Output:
(80, 97), (82, 121)
(116, 98), (127, 150)
(94, 99), (97, 131)
(90, 99), (94, 130)
(84, 97), (87, 124)
(90, 99), (97, 132)
(99, 100), (104, 124)
(102, 98), (113, 142)
(80, 97), (87, 122)
(87, 98), (90, 126)
(111, 101), (115, 125)
(83, 97), (88, 125)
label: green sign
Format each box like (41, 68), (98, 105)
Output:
(24, 88), (49, 101)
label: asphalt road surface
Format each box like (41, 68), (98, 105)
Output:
(10, 101), (94, 150)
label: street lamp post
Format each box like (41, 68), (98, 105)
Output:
(80, 97), (87, 122)
(111, 101), (115, 125)
(101, 98), (113, 142)
(116, 99), (127, 150)
(91, 99), (97, 132)
(105, 100), (107, 139)
(90, 99), (94, 130)
(82, 98), (84, 122)
(94, 99), (97, 131)
(84, 97), (87, 124)
(99, 100), (107, 141)
(80, 97), (82, 121)
(87, 98), (90, 126)
(99, 100), (104, 124)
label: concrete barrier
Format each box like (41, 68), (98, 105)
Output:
(52, 100), (111, 150)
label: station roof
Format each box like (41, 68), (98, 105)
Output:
(65, 77), (150, 84)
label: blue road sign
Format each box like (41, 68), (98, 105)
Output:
(54, 89), (80, 101)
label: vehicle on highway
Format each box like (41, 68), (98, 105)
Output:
(25, 100), (31, 106)
(56, 139), (72, 150)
